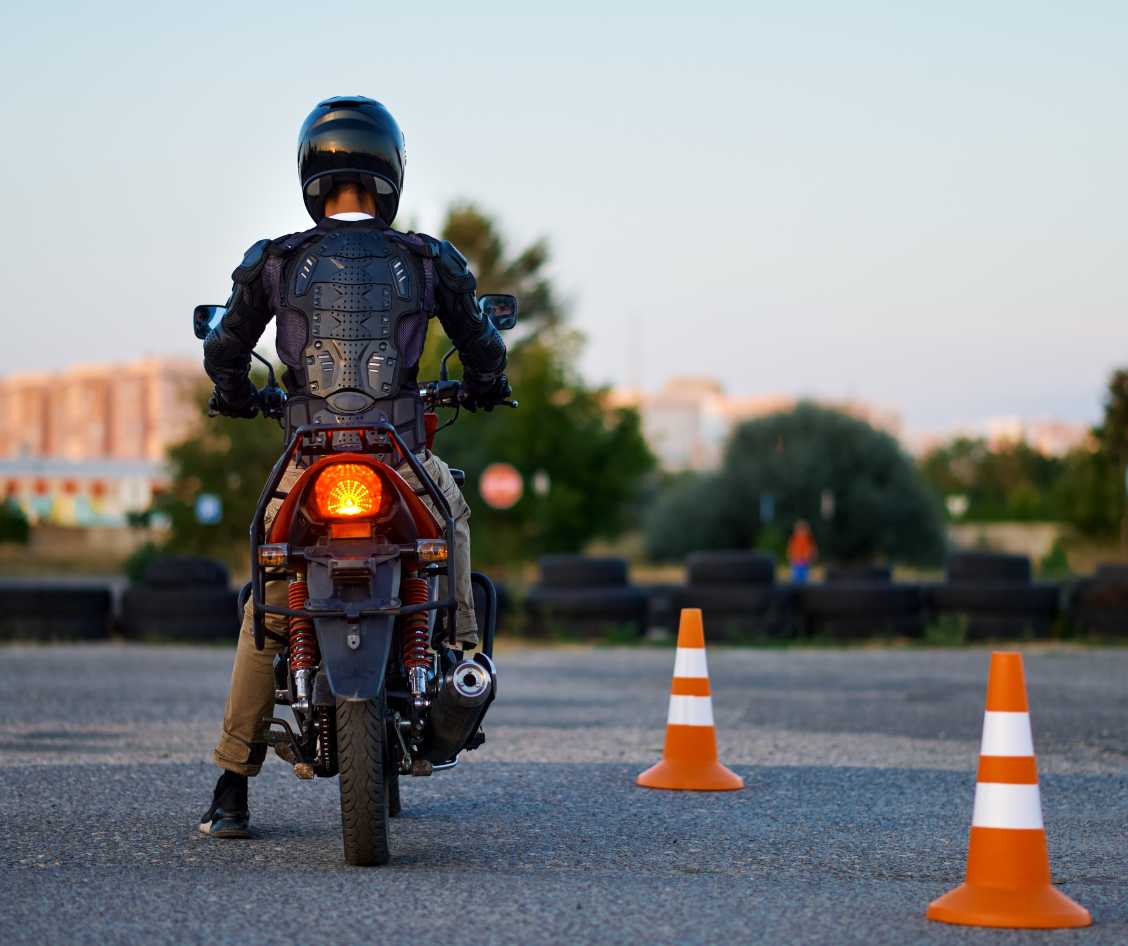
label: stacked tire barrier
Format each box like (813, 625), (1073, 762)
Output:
(120, 556), (239, 642)
(657, 551), (792, 640)
(1068, 563), (1128, 636)
(524, 556), (648, 639)
(801, 566), (925, 639)
(927, 552), (1059, 640)
(0, 580), (113, 641)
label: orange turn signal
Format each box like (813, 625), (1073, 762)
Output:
(258, 543), (289, 566)
(312, 463), (386, 520)
(416, 539), (448, 562)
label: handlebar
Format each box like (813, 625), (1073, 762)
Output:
(209, 380), (517, 421)
(418, 380), (518, 411)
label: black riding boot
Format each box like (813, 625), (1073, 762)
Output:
(198, 771), (250, 838)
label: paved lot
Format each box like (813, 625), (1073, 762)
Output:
(1, 643), (1125, 945)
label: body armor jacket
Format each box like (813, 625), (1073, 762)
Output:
(203, 216), (507, 456)
(278, 225), (429, 449)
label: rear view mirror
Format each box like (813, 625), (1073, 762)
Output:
(193, 304), (227, 340)
(479, 294), (518, 331)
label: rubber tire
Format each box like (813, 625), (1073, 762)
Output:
(670, 585), (795, 641)
(524, 586), (648, 639)
(1070, 575), (1128, 634)
(928, 583), (1059, 613)
(385, 718), (402, 818)
(337, 698), (391, 866)
(537, 556), (628, 588)
(119, 587), (239, 642)
(799, 583), (925, 639)
(686, 551), (775, 587)
(143, 556), (229, 588)
(947, 552), (1031, 584)
(387, 768), (402, 819)
(825, 565), (892, 584)
(1094, 563), (1128, 583)
(801, 584), (924, 617)
(0, 586), (112, 641)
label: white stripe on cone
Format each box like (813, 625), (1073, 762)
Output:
(672, 648), (709, 679)
(979, 711), (1035, 757)
(667, 695), (715, 727)
(971, 782), (1044, 830)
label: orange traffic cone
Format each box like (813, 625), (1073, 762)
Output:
(636, 609), (743, 792)
(927, 651), (1091, 928)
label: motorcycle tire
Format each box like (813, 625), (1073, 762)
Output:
(385, 718), (402, 818)
(337, 697), (391, 866)
(387, 768), (402, 819)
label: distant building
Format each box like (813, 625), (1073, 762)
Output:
(908, 417), (1093, 458)
(985, 417), (1092, 456)
(610, 377), (903, 471)
(0, 358), (201, 525)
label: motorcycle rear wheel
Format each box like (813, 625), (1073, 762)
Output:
(385, 718), (402, 818)
(337, 697), (391, 866)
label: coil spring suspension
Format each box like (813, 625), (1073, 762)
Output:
(288, 576), (318, 670)
(400, 577), (431, 671)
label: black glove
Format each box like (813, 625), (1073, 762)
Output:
(461, 374), (512, 413)
(208, 387), (259, 419)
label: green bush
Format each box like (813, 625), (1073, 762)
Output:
(124, 542), (162, 585)
(646, 403), (945, 566)
(0, 501), (30, 545)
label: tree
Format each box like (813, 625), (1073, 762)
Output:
(1098, 368), (1128, 464)
(426, 206), (653, 566)
(1053, 368), (1128, 537)
(643, 472), (737, 561)
(918, 368), (1128, 538)
(155, 370), (286, 565)
(645, 403), (945, 565)
(920, 437), (1063, 521)
(0, 500), (30, 545)
(1053, 447), (1122, 536)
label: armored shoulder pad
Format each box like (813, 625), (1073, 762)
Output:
(435, 239), (476, 293)
(388, 230), (440, 258)
(231, 238), (271, 285)
(268, 227), (321, 257)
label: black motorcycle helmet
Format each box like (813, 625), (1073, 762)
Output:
(297, 96), (406, 223)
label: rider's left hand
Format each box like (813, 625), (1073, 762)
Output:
(461, 374), (512, 413)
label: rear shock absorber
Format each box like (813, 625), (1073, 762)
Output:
(400, 576), (431, 717)
(289, 575), (318, 711)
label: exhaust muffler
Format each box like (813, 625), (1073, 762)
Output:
(423, 656), (495, 763)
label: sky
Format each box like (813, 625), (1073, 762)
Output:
(1, 2), (1125, 436)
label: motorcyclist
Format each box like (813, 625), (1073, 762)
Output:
(199, 96), (510, 838)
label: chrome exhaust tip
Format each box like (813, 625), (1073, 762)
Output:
(451, 660), (491, 700)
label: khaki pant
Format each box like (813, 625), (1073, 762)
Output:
(213, 451), (476, 776)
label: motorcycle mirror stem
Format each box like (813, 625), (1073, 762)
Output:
(250, 349), (279, 389)
(439, 347), (457, 382)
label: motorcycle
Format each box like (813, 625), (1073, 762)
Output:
(192, 294), (518, 866)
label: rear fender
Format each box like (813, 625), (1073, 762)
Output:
(309, 558), (400, 702)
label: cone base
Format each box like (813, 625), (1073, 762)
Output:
(927, 882), (1091, 929)
(635, 758), (744, 792)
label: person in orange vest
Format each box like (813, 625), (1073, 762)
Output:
(787, 519), (818, 584)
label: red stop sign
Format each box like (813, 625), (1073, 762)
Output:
(480, 463), (523, 510)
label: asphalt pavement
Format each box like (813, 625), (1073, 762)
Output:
(1, 643), (1125, 946)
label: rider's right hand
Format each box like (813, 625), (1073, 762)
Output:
(208, 386), (260, 419)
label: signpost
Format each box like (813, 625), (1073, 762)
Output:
(194, 493), (222, 525)
(480, 463), (523, 510)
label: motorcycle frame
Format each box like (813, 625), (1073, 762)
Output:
(248, 420), (459, 652)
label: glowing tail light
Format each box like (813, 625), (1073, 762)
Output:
(312, 463), (387, 520)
